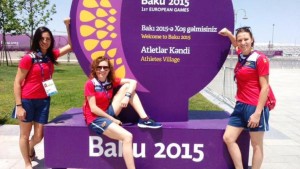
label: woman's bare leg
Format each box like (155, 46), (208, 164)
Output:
(19, 121), (33, 169)
(112, 84), (147, 118)
(29, 122), (44, 158)
(250, 132), (264, 169)
(104, 123), (135, 169)
(223, 125), (244, 169)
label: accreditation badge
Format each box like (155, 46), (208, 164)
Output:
(42, 79), (58, 96)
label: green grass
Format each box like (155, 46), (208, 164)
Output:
(189, 93), (222, 111)
(0, 63), (87, 124)
(0, 63), (222, 124)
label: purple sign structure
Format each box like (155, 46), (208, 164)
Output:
(44, 108), (250, 169)
(44, 2), (250, 168)
(70, 0), (234, 122)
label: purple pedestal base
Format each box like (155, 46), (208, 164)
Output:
(44, 108), (250, 169)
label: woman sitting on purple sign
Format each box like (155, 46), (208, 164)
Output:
(219, 27), (270, 169)
(83, 56), (162, 169)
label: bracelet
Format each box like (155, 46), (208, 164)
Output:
(125, 92), (131, 98)
(16, 104), (22, 106)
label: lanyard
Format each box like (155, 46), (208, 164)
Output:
(36, 57), (52, 81)
(97, 80), (111, 101)
(234, 53), (250, 82)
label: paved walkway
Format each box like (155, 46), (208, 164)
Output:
(261, 69), (300, 169)
(0, 69), (299, 169)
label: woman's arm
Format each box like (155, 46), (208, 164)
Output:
(87, 96), (111, 118)
(13, 68), (29, 121)
(256, 75), (269, 113)
(248, 75), (269, 128)
(58, 17), (72, 57)
(218, 28), (237, 47)
(87, 96), (121, 124)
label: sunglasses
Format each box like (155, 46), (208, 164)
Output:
(96, 66), (110, 71)
(235, 26), (251, 32)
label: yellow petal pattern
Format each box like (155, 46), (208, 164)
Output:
(91, 51), (106, 60)
(80, 0), (125, 78)
(115, 65), (125, 78)
(95, 19), (107, 28)
(80, 25), (96, 37)
(83, 0), (99, 8)
(80, 10), (96, 22)
(100, 40), (112, 49)
(84, 39), (99, 51)
(100, 0), (112, 8)
(106, 25), (115, 31)
(116, 58), (123, 65)
(96, 30), (109, 39)
(110, 33), (117, 39)
(107, 48), (117, 58)
(109, 9), (117, 15)
(96, 8), (108, 17)
(108, 16), (116, 23)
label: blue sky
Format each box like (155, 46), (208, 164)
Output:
(48, 0), (300, 45)
(232, 0), (300, 45)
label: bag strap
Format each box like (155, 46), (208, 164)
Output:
(29, 52), (35, 59)
(91, 78), (100, 86)
(246, 51), (260, 62)
(234, 51), (260, 81)
(250, 51), (276, 110)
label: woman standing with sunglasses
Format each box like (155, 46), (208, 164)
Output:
(219, 27), (270, 169)
(83, 56), (162, 169)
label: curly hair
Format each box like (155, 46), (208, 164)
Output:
(89, 56), (116, 82)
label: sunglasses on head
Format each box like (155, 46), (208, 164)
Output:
(235, 26), (251, 32)
(96, 66), (109, 71)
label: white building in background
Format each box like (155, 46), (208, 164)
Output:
(255, 44), (300, 57)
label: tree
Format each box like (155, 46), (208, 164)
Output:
(17, 0), (56, 44)
(0, 0), (22, 66)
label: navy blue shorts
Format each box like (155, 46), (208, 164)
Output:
(228, 101), (270, 132)
(12, 97), (51, 124)
(89, 105), (116, 135)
